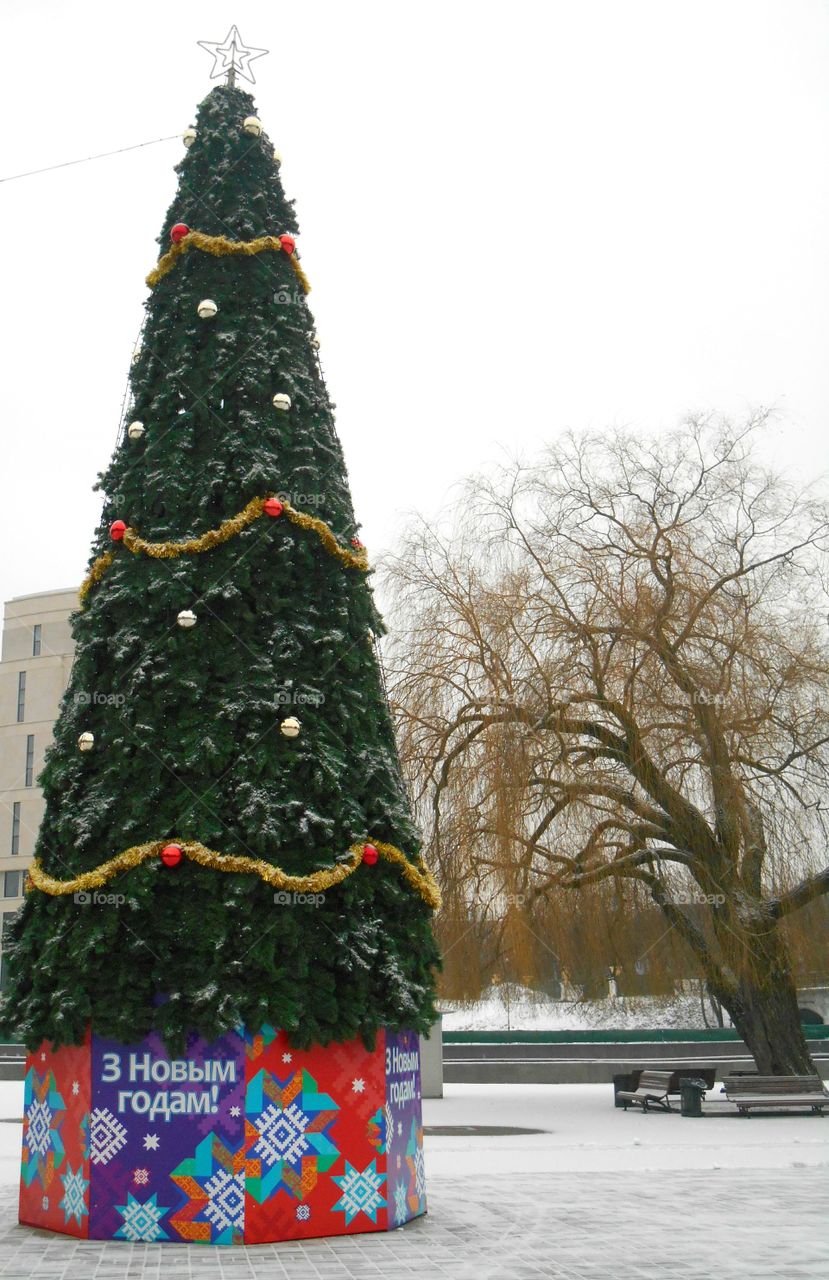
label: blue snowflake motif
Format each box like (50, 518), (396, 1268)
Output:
(203, 1168), (245, 1234)
(114, 1193), (169, 1242)
(394, 1179), (408, 1226)
(25, 1098), (53, 1158)
(59, 1165), (89, 1227)
(332, 1159), (386, 1225)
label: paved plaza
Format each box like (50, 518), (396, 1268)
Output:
(0, 1081), (826, 1278)
(0, 1167), (826, 1280)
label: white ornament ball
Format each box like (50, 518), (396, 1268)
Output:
(78, 732), (95, 752)
(177, 610), (197, 629)
(197, 299), (218, 320)
(272, 147), (282, 166)
(243, 116), (262, 137)
(183, 127), (197, 149)
(280, 716), (301, 738)
(309, 335), (320, 350)
(127, 421), (145, 441)
(131, 346), (142, 365)
(272, 393), (292, 412)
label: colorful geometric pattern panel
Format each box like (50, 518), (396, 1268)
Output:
(19, 1032), (91, 1238)
(384, 1028), (426, 1228)
(19, 1025), (424, 1244)
(170, 1132), (246, 1244)
(242, 1026), (387, 1243)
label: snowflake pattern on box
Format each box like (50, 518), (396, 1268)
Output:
(114, 1192), (169, 1242)
(332, 1160), (386, 1226)
(245, 1067), (339, 1204)
(170, 1133), (246, 1245)
(22, 1069), (66, 1190)
(58, 1165), (89, 1228)
(393, 1178), (408, 1226)
(404, 1118), (426, 1217)
(243, 1024), (280, 1064)
(367, 1107), (387, 1154)
(90, 1107), (128, 1166)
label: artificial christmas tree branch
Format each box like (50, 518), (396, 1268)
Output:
(2, 79), (440, 1057)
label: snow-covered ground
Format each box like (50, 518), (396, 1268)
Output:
(441, 985), (723, 1032)
(2, 1077), (826, 1185)
(423, 1082), (829, 1175)
(2, 1078), (826, 1278)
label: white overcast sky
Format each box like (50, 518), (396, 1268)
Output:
(1, 0), (828, 609)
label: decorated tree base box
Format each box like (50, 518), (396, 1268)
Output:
(20, 1025), (425, 1244)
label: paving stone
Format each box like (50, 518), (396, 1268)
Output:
(0, 1170), (826, 1278)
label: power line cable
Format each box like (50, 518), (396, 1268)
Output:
(0, 135), (179, 185)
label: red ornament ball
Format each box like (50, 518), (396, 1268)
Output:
(109, 520), (127, 541)
(170, 223), (191, 244)
(161, 843), (183, 868)
(278, 233), (296, 255)
(362, 843), (379, 866)
(264, 498), (284, 518)
(351, 537), (364, 550)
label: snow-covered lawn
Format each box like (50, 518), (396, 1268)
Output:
(441, 986), (724, 1031)
(423, 1082), (828, 1175)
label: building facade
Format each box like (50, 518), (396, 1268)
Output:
(0, 588), (78, 984)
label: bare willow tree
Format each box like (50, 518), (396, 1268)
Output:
(384, 418), (829, 1073)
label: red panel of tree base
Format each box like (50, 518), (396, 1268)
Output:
(20, 1032), (91, 1238)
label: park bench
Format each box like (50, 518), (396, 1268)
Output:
(616, 1069), (675, 1112)
(722, 1074), (828, 1115)
(613, 1066), (717, 1108)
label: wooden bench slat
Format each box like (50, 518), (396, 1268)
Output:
(728, 1095), (826, 1105)
(723, 1073), (828, 1113)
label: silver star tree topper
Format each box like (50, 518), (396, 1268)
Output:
(197, 26), (268, 87)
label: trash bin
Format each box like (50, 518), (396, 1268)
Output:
(679, 1077), (708, 1116)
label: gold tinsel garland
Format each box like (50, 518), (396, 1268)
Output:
(79, 497), (369, 604)
(146, 231), (312, 294)
(26, 839), (441, 911)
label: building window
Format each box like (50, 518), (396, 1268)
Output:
(16, 671), (26, 723)
(11, 802), (20, 856)
(24, 735), (34, 787)
(32, 624), (42, 657)
(3, 871), (21, 899)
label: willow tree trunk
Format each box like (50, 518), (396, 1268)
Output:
(709, 922), (817, 1075)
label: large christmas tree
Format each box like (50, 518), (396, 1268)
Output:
(2, 81), (440, 1056)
